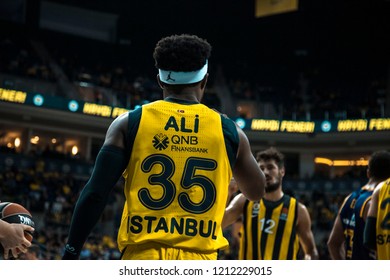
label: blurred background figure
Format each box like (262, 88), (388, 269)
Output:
(18, 244), (42, 260)
(219, 177), (241, 259)
(327, 150), (390, 259)
(223, 147), (319, 260)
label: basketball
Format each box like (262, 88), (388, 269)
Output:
(0, 202), (35, 251)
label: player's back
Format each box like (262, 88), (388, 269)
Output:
(340, 185), (375, 259)
(118, 98), (236, 253)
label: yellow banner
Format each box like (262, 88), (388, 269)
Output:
(255, 0), (299, 18)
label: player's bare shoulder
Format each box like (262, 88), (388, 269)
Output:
(115, 111), (129, 126)
(296, 201), (312, 226)
(108, 112), (128, 132)
(104, 111), (129, 147)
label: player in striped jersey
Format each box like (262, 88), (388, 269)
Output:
(328, 151), (390, 259)
(223, 147), (318, 260)
(364, 177), (390, 259)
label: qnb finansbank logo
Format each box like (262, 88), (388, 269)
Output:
(152, 133), (169, 150)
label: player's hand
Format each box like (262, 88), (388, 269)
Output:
(1, 223), (34, 259)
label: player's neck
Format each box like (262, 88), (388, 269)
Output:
(163, 88), (202, 103)
(264, 188), (284, 201)
(367, 179), (385, 189)
(165, 94), (199, 102)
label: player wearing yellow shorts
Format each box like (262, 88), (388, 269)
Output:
(62, 34), (266, 260)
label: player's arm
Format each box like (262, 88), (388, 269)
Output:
(233, 127), (265, 201)
(364, 185), (381, 250)
(327, 195), (350, 259)
(327, 214), (346, 259)
(0, 219), (33, 259)
(62, 113), (130, 260)
(296, 203), (319, 260)
(362, 200), (371, 222)
(222, 193), (246, 229)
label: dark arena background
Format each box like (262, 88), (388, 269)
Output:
(0, 0), (389, 259)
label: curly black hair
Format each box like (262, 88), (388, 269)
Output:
(153, 34), (211, 72)
(368, 150), (390, 181)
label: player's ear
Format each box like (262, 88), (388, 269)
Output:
(200, 73), (208, 90)
(280, 167), (286, 177)
(156, 74), (164, 89)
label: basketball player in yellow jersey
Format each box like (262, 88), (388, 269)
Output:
(364, 178), (390, 259)
(223, 147), (318, 260)
(62, 34), (266, 260)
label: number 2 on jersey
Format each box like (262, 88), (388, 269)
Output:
(380, 198), (390, 230)
(259, 218), (276, 234)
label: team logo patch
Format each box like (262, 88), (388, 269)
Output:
(251, 202), (260, 217)
(321, 121), (332, 132)
(33, 94), (44, 106)
(68, 100), (79, 112)
(280, 207), (289, 221)
(152, 133), (169, 150)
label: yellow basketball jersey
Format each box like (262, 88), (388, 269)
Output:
(239, 195), (299, 260)
(376, 178), (390, 259)
(117, 99), (232, 253)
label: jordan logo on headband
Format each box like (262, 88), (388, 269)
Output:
(159, 60), (208, 85)
(167, 72), (175, 82)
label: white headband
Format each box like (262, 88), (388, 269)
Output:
(158, 61), (208, 85)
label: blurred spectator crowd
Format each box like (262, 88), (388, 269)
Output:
(1, 31), (387, 120)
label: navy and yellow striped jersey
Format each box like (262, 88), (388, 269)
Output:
(376, 178), (390, 259)
(239, 195), (299, 260)
(117, 98), (239, 253)
(339, 185), (376, 259)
